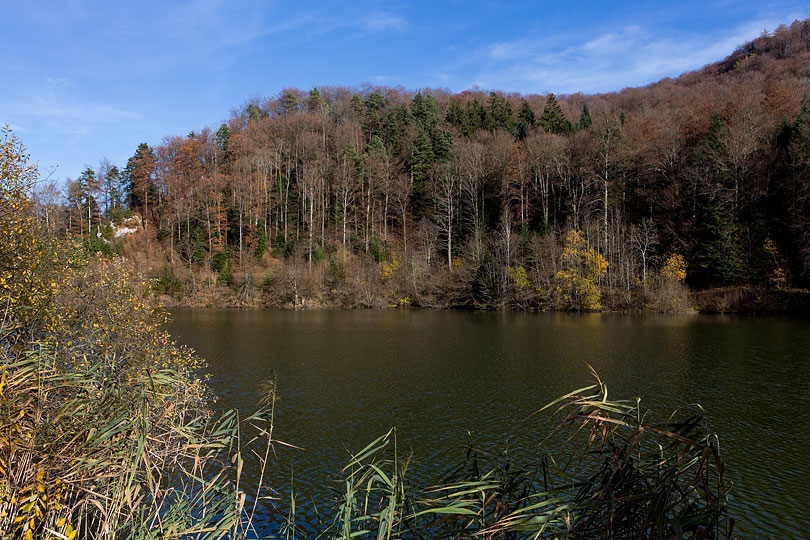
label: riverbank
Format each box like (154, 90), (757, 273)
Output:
(154, 270), (809, 315)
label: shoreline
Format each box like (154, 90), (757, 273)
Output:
(157, 285), (810, 316)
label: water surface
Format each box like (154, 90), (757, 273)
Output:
(167, 309), (810, 538)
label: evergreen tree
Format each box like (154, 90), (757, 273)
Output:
(350, 94), (365, 116)
(691, 112), (744, 286)
(77, 168), (93, 234)
(307, 87), (325, 112)
(364, 92), (387, 140)
(410, 131), (434, 219)
(385, 104), (411, 155)
(486, 91), (515, 133)
(215, 123), (231, 152)
(215, 124), (232, 173)
(105, 165), (122, 219)
(446, 100), (464, 127)
(367, 134), (386, 156)
(462, 99), (487, 137)
(412, 93), (439, 132)
(123, 143), (156, 230)
(577, 103), (592, 130)
(279, 90), (300, 116)
(516, 100), (536, 140)
(431, 129), (454, 162)
(539, 94), (573, 134)
(244, 103), (263, 121)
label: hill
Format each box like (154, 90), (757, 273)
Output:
(35, 19), (810, 312)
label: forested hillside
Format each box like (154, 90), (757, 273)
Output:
(37, 19), (810, 311)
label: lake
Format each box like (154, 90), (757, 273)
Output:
(166, 309), (810, 538)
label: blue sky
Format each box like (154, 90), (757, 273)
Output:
(2, 0), (807, 182)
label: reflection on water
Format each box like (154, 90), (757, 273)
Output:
(167, 309), (810, 538)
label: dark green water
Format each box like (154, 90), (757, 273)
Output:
(167, 309), (810, 538)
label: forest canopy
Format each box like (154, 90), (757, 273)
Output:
(34, 19), (810, 311)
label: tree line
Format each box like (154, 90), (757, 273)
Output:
(35, 19), (810, 309)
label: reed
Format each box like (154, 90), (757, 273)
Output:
(1, 127), (279, 539)
(305, 367), (732, 540)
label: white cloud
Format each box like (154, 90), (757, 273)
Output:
(470, 12), (809, 95)
(14, 79), (137, 137)
(360, 12), (408, 32)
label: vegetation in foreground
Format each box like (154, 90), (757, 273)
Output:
(313, 371), (732, 540)
(1, 127), (278, 539)
(3, 128), (733, 538)
(33, 20), (810, 313)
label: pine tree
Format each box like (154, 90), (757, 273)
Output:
(486, 91), (514, 133)
(279, 90), (300, 116)
(539, 94), (573, 134)
(410, 131), (434, 219)
(364, 92), (387, 140)
(577, 103), (592, 130)
(105, 165), (121, 219)
(516, 100), (536, 140)
(462, 99), (486, 137)
(244, 103), (263, 121)
(431, 129), (454, 162)
(307, 87), (325, 112)
(412, 93), (439, 132)
(385, 104), (411, 155)
(446, 100), (464, 126)
(123, 143), (156, 231)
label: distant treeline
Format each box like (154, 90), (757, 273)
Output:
(35, 19), (810, 309)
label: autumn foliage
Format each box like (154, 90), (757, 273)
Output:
(30, 19), (810, 313)
(1, 129), (274, 539)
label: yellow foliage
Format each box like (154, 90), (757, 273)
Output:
(661, 253), (687, 282)
(0, 127), (213, 538)
(555, 230), (608, 311)
(507, 265), (532, 290)
(380, 257), (400, 280)
(763, 238), (786, 289)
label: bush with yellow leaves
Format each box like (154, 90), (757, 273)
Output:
(644, 253), (694, 313)
(554, 230), (608, 311)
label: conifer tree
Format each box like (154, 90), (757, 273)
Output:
(279, 90), (300, 116)
(462, 99), (486, 137)
(410, 131), (434, 218)
(577, 103), (592, 130)
(516, 100), (536, 140)
(486, 91), (514, 133)
(539, 94), (573, 134)
(446, 100), (464, 126)
(412, 93), (439, 132)
(123, 143), (156, 232)
(307, 87), (325, 112)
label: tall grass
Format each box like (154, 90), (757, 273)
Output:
(0, 318), (281, 539)
(301, 368), (733, 540)
(1, 127), (280, 539)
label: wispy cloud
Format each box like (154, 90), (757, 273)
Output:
(243, 5), (411, 43)
(15, 78), (137, 137)
(470, 12), (808, 94)
(359, 12), (409, 32)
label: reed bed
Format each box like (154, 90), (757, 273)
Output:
(302, 369), (733, 540)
